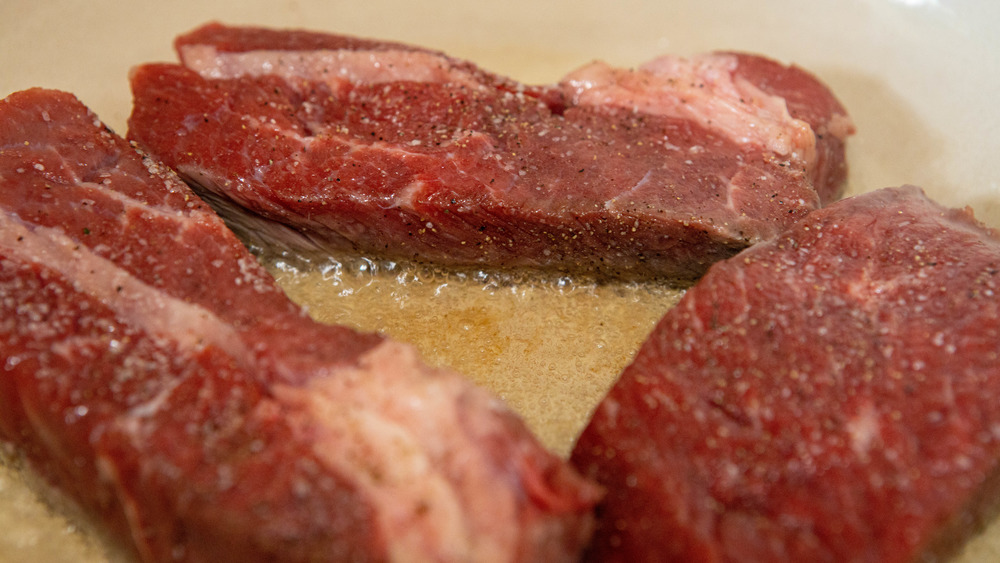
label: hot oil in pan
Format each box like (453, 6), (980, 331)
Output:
(0, 251), (679, 561)
(264, 252), (684, 457)
(7, 252), (1000, 561)
(0, 248), (678, 562)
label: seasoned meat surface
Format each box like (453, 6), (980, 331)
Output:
(0, 88), (600, 562)
(127, 23), (852, 282)
(572, 186), (1000, 562)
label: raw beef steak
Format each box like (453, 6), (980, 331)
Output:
(571, 186), (1000, 562)
(127, 23), (853, 282)
(0, 88), (600, 562)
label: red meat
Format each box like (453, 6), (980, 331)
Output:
(572, 186), (1000, 562)
(127, 23), (852, 282)
(0, 88), (600, 562)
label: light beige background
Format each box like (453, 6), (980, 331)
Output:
(2, 1), (1000, 561)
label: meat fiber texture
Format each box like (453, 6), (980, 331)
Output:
(571, 186), (1000, 562)
(126, 22), (853, 282)
(0, 88), (601, 562)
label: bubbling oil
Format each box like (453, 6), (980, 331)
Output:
(265, 251), (684, 457)
(0, 253), (681, 563)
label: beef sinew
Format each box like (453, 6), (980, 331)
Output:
(127, 22), (853, 282)
(0, 88), (601, 562)
(571, 186), (1000, 562)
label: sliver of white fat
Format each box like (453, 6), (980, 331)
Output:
(561, 53), (817, 168)
(0, 212), (248, 363)
(179, 45), (487, 91)
(274, 340), (518, 563)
